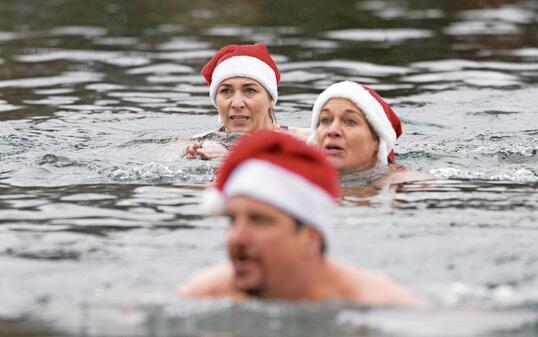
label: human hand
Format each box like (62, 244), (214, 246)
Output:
(185, 141), (202, 159)
(185, 141), (228, 160)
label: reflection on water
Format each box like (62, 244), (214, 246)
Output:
(0, 0), (537, 336)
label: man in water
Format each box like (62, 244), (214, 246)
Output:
(178, 130), (418, 305)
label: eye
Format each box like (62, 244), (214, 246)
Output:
(319, 116), (332, 125)
(219, 87), (232, 95)
(344, 118), (357, 126)
(249, 213), (274, 226)
(244, 87), (257, 95)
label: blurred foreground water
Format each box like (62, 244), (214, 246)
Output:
(0, 0), (537, 336)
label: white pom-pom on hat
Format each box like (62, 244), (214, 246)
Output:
(200, 187), (226, 215)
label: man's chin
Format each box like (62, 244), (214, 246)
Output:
(236, 283), (264, 296)
(234, 276), (264, 296)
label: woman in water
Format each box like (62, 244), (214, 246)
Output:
(185, 42), (308, 159)
(309, 81), (431, 186)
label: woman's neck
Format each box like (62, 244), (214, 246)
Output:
(339, 164), (388, 187)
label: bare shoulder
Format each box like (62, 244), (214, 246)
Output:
(191, 128), (221, 140)
(329, 260), (420, 305)
(176, 263), (235, 298)
(375, 163), (434, 186)
(281, 126), (311, 142)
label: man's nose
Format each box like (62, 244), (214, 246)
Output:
(228, 217), (251, 244)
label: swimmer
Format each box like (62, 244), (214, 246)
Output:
(178, 130), (419, 305)
(185, 43), (309, 160)
(309, 81), (432, 186)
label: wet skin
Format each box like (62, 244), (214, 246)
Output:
(225, 196), (316, 298)
(216, 77), (274, 133)
(316, 98), (379, 172)
(177, 195), (421, 304)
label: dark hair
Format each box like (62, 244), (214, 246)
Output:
(294, 219), (326, 256)
(268, 107), (277, 124)
(349, 107), (379, 142)
(366, 119), (379, 142)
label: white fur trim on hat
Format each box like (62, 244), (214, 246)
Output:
(209, 55), (278, 108)
(204, 159), (337, 241)
(200, 187), (226, 215)
(308, 81), (396, 166)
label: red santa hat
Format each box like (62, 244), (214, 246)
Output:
(201, 43), (280, 108)
(308, 81), (402, 166)
(203, 130), (340, 242)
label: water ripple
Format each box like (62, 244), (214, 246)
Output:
(325, 28), (434, 42)
(430, 167), (538, 183)
(126, 63), (194, 75)
(506, 48), (538, 59)
(0, 103), (20, 112)
(402, 70), (520, 87)
(410, 59), (538, 72)
(50, 25), (107, 37)
(461, 6), (536, 25)
(37, 154), (86, 168)
(102, 162), (215, 184)
(444, 21), (520, 36)
(157, 38), (211, 51)
(337, 307), (538, 337)
(93, 36), (139, 46)
(0, 31), (16, 42)
(0, 72), (103, 88)
(0, 2), (537, 336)
(16, 49), (150, 67)
(280, 60), (410, 77)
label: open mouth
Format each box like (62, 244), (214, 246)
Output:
(230, 115), (250, 121)
(234, 251), (255, 263)
(232, 250), (258, 273)
(324, 144), (345, 156)
(325, 144), (344, 150)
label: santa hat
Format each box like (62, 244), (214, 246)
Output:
(203, 130), (340, 242)
(201, 43), (280, 108)
(308, 81), (402, 165)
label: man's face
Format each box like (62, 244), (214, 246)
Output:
(225, 196), (313, 298)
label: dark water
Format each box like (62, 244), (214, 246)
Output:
(1, 0), (537, 336)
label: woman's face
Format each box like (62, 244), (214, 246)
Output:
(316, 98), (379, 172)
(216, 77), (273, 133)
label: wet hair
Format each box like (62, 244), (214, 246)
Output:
(293, 219), (327, 256)
(349, 107), (379, 143)
(268, 107), (277, 124)
(365, 118), (379, 142)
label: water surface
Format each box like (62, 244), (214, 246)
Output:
(0, 0), (537, 336)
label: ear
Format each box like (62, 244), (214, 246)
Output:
(303, 226), (323, 257)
